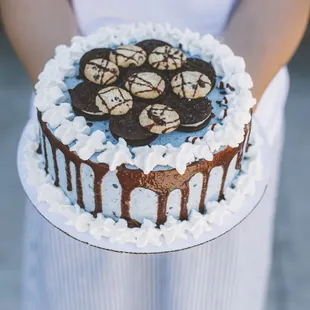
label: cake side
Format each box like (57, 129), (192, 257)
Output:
(34, 24), (255, 226)
(23, 119), (262, 248)
(39, 112), (251, 226)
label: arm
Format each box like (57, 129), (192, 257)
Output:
(224, 0), (309, 104)
(1, 0), (80, 85)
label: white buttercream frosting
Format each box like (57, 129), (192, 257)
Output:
(54, 117), (90, 145)
(134, 219), (162, 248)
(132, 145), (167, 174)
(54, 45), (76, 73)
(160, 216), (188, 244)
(185, 211), (212, 239)
(70, 130), (106, 160)
(191, 139), (214, 161)
(165, 143), (195, 175)
(42, 103), (74, 129)
(34, 86), (66, 112)
(35, 79), (68, 93)
(97, 138), (133, 170)
(23, 119), (263, 248)
(35, 23), (255, 173)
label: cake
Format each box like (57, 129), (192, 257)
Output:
(34, 24), (256, 236)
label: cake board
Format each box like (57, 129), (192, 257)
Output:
(18, 120), (276, 310)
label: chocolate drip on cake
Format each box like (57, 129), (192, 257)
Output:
(51, 147), (60, 187)
(38, 113), (87, 210)
(179, 183), (189, 221)
(236, 136), (244, 170)
(38, 111), (249, 227)
(120, 188), (131, 221)
(199, 173), (210, 213)
(219, 165), (229, 200)
(157, 194), (169, 225)
(36, 144), (42, 154)
(38, 112), (111, 212)
(115, 142), (243, 226)
(74, 161), (84, 209)
(43, 136), (49, 174)
(245, 121), (252, 153)
(236, 123), (251, 170)
(65, 158), (72, 191)
(93, 167), (109, 215)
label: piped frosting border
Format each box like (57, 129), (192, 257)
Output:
(34, 23), (256, 174)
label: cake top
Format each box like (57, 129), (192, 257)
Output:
(35, 23), (255, 174)
(67, 39), (217, 151)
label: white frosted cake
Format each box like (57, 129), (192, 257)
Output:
(30, 24), (259, 247)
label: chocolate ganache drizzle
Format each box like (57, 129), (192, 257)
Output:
(39, 112), (250, 226)
(38, 39), (252, 227)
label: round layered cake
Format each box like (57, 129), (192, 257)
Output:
(34, 24), (256, 228)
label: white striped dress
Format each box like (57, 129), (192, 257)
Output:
(22, 1), (289, 309)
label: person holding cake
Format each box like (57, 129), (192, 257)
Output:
(1, 0), (309, 309)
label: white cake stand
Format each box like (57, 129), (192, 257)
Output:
(17, 120), (270, 254)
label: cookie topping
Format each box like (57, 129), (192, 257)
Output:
(79, 48), (111, 78)
(109, 45), (147, 68)
(109, 109), (158, 146)
(135, 39), (171, 54)
(84, 59), (119, 85)
(149, 45), (186, 70)
(182, 58), (216, 89)
(171, 71), (212, 99)
(71, 39), (219, 146)
(95, 87), (133, 116)
(125, 72), (166, 99)
(163, 94), (213, 132)
(139, 104), (180, 134)
(69, 82), (108, 120)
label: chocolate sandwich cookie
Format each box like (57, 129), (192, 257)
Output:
(163, 94), (213, 132)
(95, 86), (133, 116)
(171, 71), (212, 99)
(79, 48), (111, 78)
(69, 81), (109, 121)
(135, 39), (172, 55)
(79, 48), (120, 86)
(124, 71), (166, 100)
(83, 59), (119, 86)
(181, 58), (216, 89)
(109, 45), (147, 68)
(122, 68), (169, 105)
(131, 98), (153, 113)
(139, 104), (180, 134)
(148, 45), (186, 71)
(109, 107), (158, 146)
